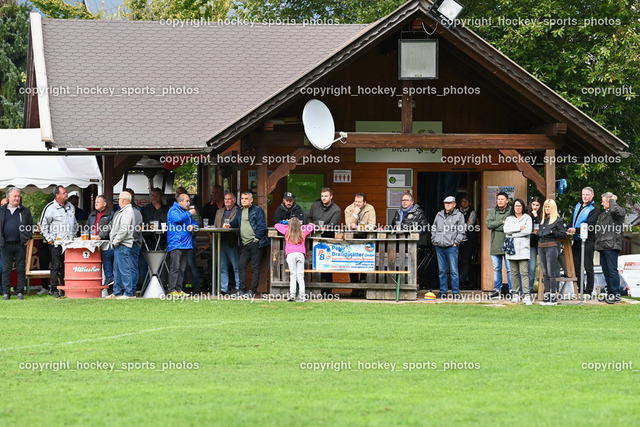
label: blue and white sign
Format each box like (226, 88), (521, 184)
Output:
(313, 241), (376, 271)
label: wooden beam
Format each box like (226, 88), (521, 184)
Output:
(343, 133), (561, 149)
(545, 149), (556, 200)
(499, 149), (546, 195)
(524, 123), (567, 136)
(266, 147), (313, 194)
(251, 132), (561, 149)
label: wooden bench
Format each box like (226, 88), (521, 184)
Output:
(283, 269), (412, 302)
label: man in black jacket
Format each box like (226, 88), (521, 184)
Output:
(567, 187), (600, 295)
(391, 193), (427, 233)
(274, 192), (304, 224)
(595, 192), (625, 304)
(87, 195), (115, 288)
(0, 188), (33, 300)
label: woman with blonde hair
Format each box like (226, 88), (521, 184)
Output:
(535, 199), (566, 305)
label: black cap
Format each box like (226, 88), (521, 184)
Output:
(283, 192), (296, 200)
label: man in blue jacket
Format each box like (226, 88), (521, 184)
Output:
(567, 187), (600, 296)
(167, 193), (197, 296)
(230, 191), (269, 297)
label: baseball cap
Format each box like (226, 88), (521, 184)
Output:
(443, 196), (456, 203)
(283, 192), (296, 200)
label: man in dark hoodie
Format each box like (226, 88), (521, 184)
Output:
(0, 188), (33, 300)
(274, 192), (303, 224)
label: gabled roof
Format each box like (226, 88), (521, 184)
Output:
(204, 0), (628, 156)
(26, 13), (368, 148)
(26, 0), (628, 155)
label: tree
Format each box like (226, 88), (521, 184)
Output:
(461, 0), (640, 214)
(0, 0), (31, 128)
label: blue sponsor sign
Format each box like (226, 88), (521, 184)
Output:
(313, 241), (376, 271)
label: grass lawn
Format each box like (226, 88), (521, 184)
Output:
(1, 296), (639, 425)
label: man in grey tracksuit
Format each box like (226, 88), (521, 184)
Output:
(431, 196), (466, 298)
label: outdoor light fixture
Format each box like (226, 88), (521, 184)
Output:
(398, 39), (438, 80)
(428, 0), (465, 27)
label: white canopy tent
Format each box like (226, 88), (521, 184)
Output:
(0, 129), (102, 194)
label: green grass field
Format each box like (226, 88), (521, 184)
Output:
(1, 296), (639, 425)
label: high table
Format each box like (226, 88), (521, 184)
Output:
(198, 227), (238, 294)
(56, 239), (111, 298)
(140, 229), (169, 290)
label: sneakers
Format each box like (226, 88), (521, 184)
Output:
(511, 293), (520, 304)
(523, 294), (533, 306)
(540, 293), (551, 305)
(36, 287), (50, 295)
(244, 290), (255, 298)
(3, 294), (9, 300)
(17, 293), (24, 300)
(489, 291), (501, 299)
(438, 292), (448, 299)
(604, 294), (620, 304)
(454, 293), (462, 300)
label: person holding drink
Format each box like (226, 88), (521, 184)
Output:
(214, 192), (240, 295)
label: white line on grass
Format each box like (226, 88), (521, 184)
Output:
(0, 322), (238, 353)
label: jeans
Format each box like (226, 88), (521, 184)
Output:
(220, 242), (239, 293)
(539, 245), (559, 294)
(113, 245), (134, 296)
(130, 245), (141, 289)
(600, 249), (620, 297)
(168, 249), (188, 293)
(528, 247), (538, 292)
(491, 254), (512, 292)
(239, 241), (262, 293)
(102, 247), (114, 285)
(2, 243), (26, 295)
(182, 246), (200, 291)
(509, 259), (529, 294)
(436, 246), (459, 294)
(573, 239), (595, 294)
(286, 252), (305, 297)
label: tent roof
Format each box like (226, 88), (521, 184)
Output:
(0, 129), (102, 194)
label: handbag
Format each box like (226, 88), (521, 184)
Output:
(502, 237), (516, 255)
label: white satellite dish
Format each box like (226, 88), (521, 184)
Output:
(302, 99), (347, 150)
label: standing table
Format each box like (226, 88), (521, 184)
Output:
(198, 227), (238, 294)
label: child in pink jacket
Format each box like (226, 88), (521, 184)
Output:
(275, 218), (314, 301)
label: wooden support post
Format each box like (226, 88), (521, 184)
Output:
(499, 149), (546, 196)
(545, 149), (556, 200)
(256, 146), (268, 214)
(102, 155), (113, 205)
(401, 81), (413, 134)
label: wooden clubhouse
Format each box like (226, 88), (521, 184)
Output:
(22, 0), (628, 297)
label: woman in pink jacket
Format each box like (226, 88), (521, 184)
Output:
(275, 218), (314, 301)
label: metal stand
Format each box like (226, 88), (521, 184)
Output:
(580, 239), (585, 305)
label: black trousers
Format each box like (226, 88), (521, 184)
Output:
(239, 241), (262, 293)
(50, 244), (64, 293)
(2, 243), (26, 295)
(458, 239), (477, 286)
(572, 239), (595, 293)
(168, 249), (188, 293)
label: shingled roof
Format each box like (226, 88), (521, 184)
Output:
(27, 15), (368, 149)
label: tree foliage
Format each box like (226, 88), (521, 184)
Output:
(0, 0), (31, 128)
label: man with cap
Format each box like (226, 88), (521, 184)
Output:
(274, 192), (304, 224)
(431, 196), (466, 299)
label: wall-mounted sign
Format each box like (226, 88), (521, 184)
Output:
(333, 170), (352, 183)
